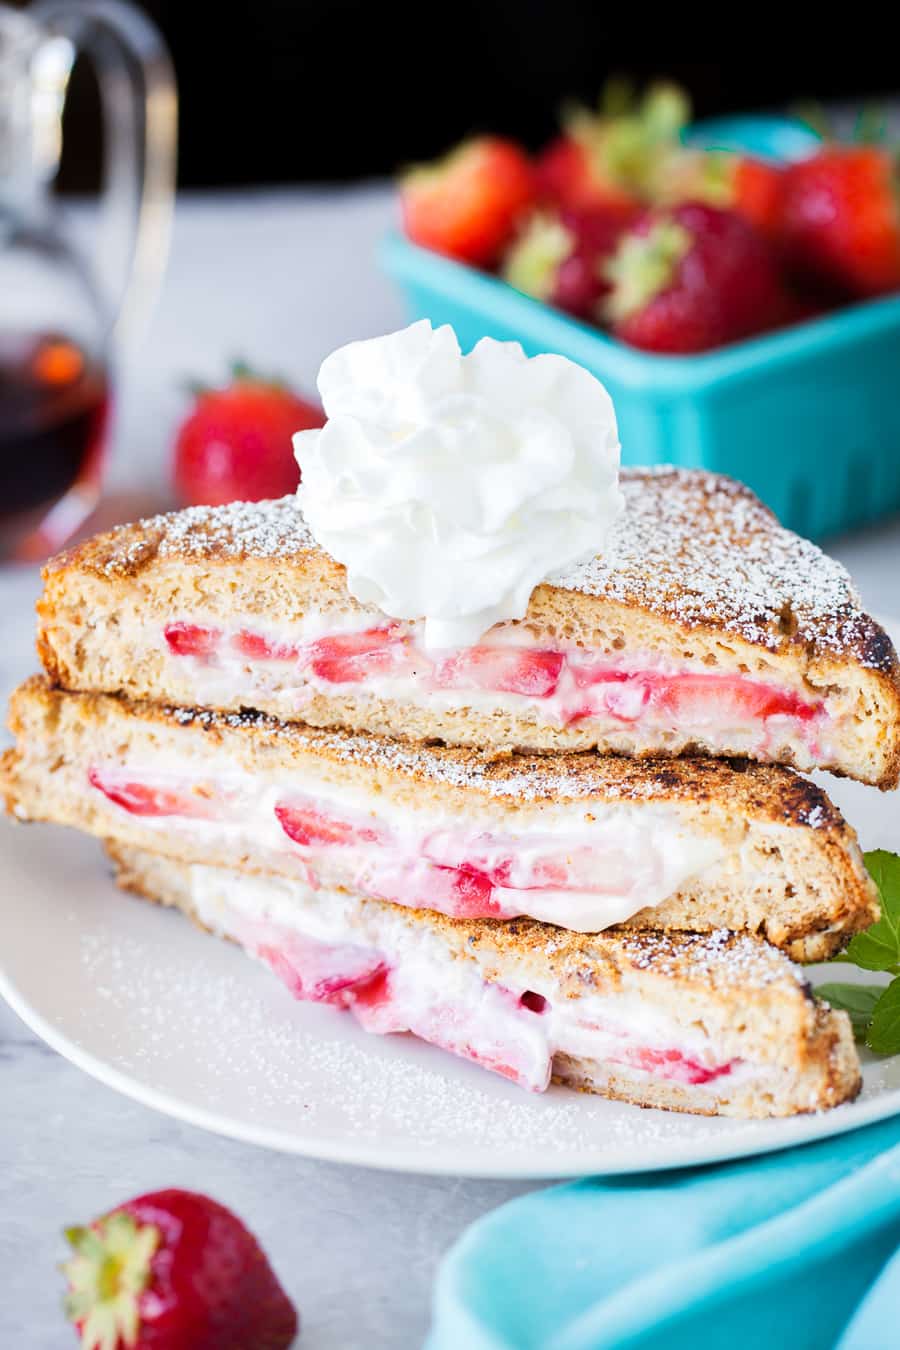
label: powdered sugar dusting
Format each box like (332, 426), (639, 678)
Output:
(164, 700), (837, 825)
(550, 468), (891, 669)
(88, 497), (317, 578)
(155, 497), (316, 561)
(611, 927), (807, 990)
(77, 469), (894, 672)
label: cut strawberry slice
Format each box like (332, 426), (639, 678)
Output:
(306, 628), (413, 684)
(232, 630), (300, 661)
(625, 1044), (736, 1086)
(256, 938), (388, 1005)
(568, 661), (632, 691)
(163, 622), (222, 659)
(275, 801), (383, 849)
(88, 766), (221, 818)
(444, 866), (501, 917)
(431, 647), (563, 697)
(652, 674), (817, 724)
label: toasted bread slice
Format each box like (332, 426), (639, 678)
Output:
(36, 469), (900, 786)
(106, 842), (861, 1119)
(3, 677), (878, 958)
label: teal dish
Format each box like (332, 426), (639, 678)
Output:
(381, 116), (900, 539)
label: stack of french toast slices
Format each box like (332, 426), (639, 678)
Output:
(4, 467), (900, 1118)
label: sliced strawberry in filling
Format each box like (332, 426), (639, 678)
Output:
(275, 801), (384, 848)
(232, 630), (300, 661)
(255, 936), (388, 1005)
(431, 647), (564, 698)
(652, 674), (817, 724)
(622, 1044), (736, 1086)
(361, 859), (508, 919)
(163, 622), (222, 660)
(87, 766), (222, 819)
(306, 628), (413, 683)
(567, 661), (819, 726)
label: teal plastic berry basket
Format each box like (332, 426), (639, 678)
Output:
(380, 116), (900, 539)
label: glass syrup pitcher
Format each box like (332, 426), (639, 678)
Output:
(0, 0), (176, 559)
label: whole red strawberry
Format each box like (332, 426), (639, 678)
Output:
(780, 146), (900, 298)
(654, 149), (785, 237)
(62, 1188), (298, 1349)
(604, 202), (787, 353)
(503, 206), (637, 320)
(535, 82), (688, 215)
(400, 136), (535, 266)
(174, 365), (324, 507)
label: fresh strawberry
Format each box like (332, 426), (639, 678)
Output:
(431, 646), (563, 697)
(173, 365), (324, 507)
(535, 82), (688, 214)
(62, 1188), (298, 1350)
(400, 136), (535, 267)
(257, 936), (388, 1004)
(306, 627), (411, 683)
(232, 630), (300, 661)
(625, 1045), (735, 1086)
(604, 202), (787, 353)
(654, 149), (785, 237)
(732, 156), (785, 237)
(164, 622), (222, 660)
(275, 801), (383, 848)
(780, 146), (900, 297)
(652, 673), (817, 723)
(88, 767), (222, 819)
(503, 207), (636, 320)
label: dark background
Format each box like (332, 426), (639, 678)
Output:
(27, 0), (899, 189)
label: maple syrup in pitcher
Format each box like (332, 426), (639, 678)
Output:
(0, 0), (176, 558)
(0, 332), (110, 559)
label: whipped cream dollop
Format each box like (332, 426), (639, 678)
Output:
(294, 321), (623, 648)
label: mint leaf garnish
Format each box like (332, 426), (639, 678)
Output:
(817, 850), (900, 1052)
(816, 983), (884, 1040)
(834, 850), (900, 974)
(867, 979), (900, 1055)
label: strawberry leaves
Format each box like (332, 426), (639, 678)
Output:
(819, 850), (900, 1054)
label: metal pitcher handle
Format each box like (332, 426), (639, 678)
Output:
(31, 0), (177, 348)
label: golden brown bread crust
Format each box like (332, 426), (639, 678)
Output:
(105, 842), (862, 1118)
(1, 673), (858, 820)
(3, 677), (880, 959)
(41, 467), (898, 671)
(36, 469), (900, 788)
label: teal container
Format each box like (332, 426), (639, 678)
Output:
(380, 117), (900, 539)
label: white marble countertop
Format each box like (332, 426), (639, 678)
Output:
(2, 185), (900, 1348)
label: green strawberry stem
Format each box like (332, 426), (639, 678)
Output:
(63, 1211), (159, 1350)
(604, 218), (691, 322)
(503, 215), (573, 301)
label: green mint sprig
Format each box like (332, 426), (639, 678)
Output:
(816, 850), (900, 1054)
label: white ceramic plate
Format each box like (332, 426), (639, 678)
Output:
(2, 619), (900, 1178)
(2, 825), (900, 1180)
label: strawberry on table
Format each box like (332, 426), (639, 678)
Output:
(62, 1188), (298, 1349)
(503, 206), (637, 320)
(535, 82), (688, 215)
(173, 364), (324, 507)
(400, 136), (535, 266)
(604, 202), (787, 353)
(780, 146), (900, 298)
